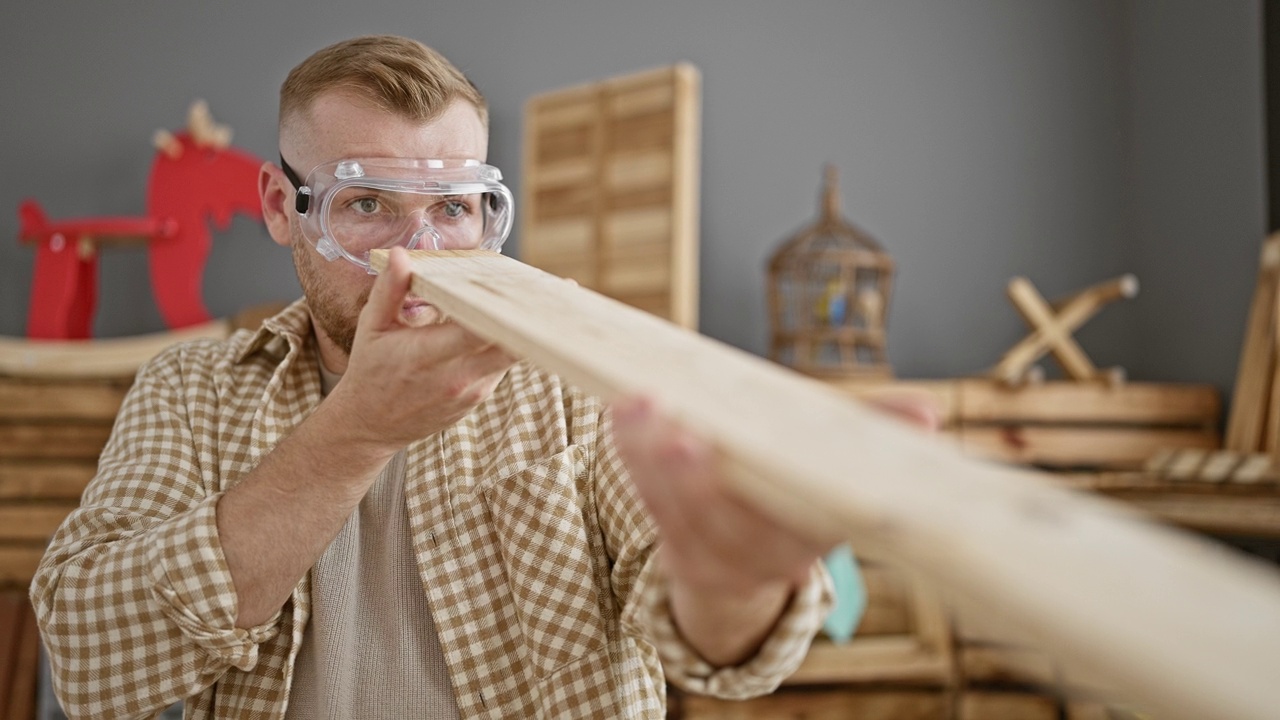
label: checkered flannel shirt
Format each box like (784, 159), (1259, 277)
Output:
(31, 300), (832, 719)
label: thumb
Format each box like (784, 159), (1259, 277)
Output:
(362, 247), (415, 331)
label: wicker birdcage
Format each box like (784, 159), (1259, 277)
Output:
(767, 165), (895, 379)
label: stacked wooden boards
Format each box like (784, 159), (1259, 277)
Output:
(830, 379), (1222, 473)
(0, 374), (130, 720)
(0, 376), (129, 587)
(0, 371), (133, 720)
(0, 305), (279, 720)
(374, 249), (1280, 720)
(521, 64), (700, 328)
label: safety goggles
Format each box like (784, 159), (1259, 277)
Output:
(280, 156), (514, 271)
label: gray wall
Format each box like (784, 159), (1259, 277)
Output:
(0, 1), (1264, 395)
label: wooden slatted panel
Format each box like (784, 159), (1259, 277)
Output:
(0, 505), (79, 543)
(0, 424), (112, 460)
(0, 461), (95, 500)
(522, 64), (700, 328)
(0, 377), (130, 421)
(0, 300), (286, 596)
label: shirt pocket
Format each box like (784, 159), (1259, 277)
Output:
(482, 445), (608, 677)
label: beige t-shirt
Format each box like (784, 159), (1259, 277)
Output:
(286, 364), (461, 719)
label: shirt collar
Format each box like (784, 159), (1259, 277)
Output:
(233, 298), (315, 364)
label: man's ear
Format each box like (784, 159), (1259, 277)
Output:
(259, 161), (294, 248)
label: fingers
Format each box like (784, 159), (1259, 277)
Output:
(863, 390), (941, 432)
(612, 397), (707, 545)
(612, 397), (825, 593)
(361, 246), (416, 332)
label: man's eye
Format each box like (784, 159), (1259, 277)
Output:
(443, 200), (468, 218)
(353, 197), (380, 214)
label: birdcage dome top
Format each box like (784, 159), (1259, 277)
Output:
(767, 165), (891, 272)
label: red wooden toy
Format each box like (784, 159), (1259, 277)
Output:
(17, 101), (264, 339)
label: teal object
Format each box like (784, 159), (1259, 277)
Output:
(821, 543), (866, 644)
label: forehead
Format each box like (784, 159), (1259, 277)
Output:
(284, 90), (488, 170)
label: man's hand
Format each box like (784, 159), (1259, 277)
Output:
(611, 392), (939, 667)
(327, 246), (517, 455)
(219, 247), (516, 628)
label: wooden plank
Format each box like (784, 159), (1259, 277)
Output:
(828, 378), (1219, 431)
(377, 249), (1280, 720)
(0, 504), (78, 543)
(1198, 450), (1245, 482)
(0, 461), (95, 500)
(826, 380), (960, 427)
(784, 636), (950, 685)
(604, 65), (684, 96)
(5, 594), (39, 720)
(606, 152), (672, 191)
(958, 692), (1059, 720)
(855, 562), (911, 636)
(957, 426), (1219, 470)
(529, 157), (593, 189)
(529, 100), (596, 129)
(1271, 276), (1280, 458)
(1235, 454), (1279, 483)
(0, 319), (230, 379)
(668, 63), (701, 330)
(608, 82), (674, 118)
(0, 424), (112, 461)
(606, 113), (673, 154)
(0, 378), (129, 421)
(956, 380), (1219, 426)
(1065, 702), (1113, 720)
(521, 218), (594, 260)
(1104, 491), (1280, 538)
(1165, 448), (1209, 480)
(1226, 235), (1280, 452)
(961, 645), (1058, 686)
(612, 292), (671, 320)
(533, 124), (595, 165)
(677, 689), (947, 720)
(600, 261), (670, 296)
(528, 259), (596, 288)
(0, 547), (43, 586)
(603, 207), (671, 253)
(532, 185), (594, 221)
(0, 591), (20, 712)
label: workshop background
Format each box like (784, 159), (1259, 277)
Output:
(0, 0), (1264, 393)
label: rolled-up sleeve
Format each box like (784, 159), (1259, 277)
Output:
(29, 346), (279, 719)
(624, 555), (833, 698)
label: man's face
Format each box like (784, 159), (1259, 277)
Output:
(278, 91), (489, 356)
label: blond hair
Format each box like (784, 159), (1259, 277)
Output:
(280, 35), (488, 129)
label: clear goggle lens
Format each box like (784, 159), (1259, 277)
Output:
(294, 158), (513, 271)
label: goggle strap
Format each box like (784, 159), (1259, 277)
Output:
(279, 154), (312, 214)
